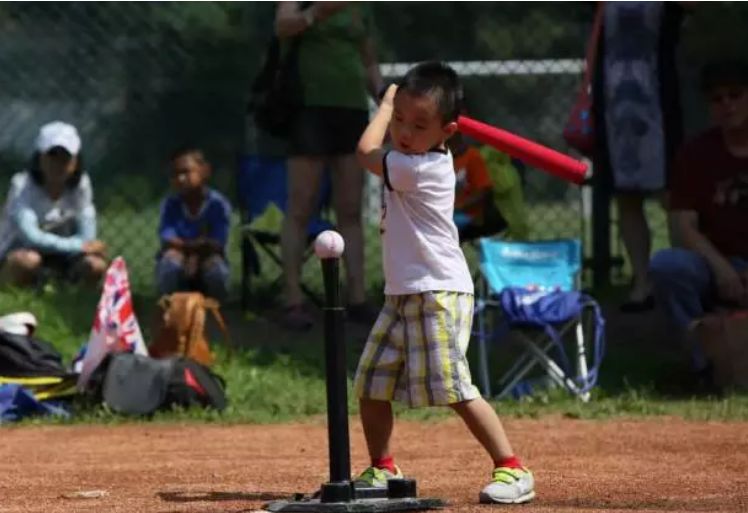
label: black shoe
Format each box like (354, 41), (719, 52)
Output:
(619, 294), (655, 313)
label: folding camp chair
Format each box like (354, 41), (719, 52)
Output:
(473, 238), (605, 402)
(236, 154), (333, 309)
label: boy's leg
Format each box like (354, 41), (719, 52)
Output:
(450, 398), (514, 463)
(352, 297), (405, 486)
(359, 398), (394, 464)
(451, 399), (534, 504)
(156, 249), (186, 295)
(200, 255), (230, 303)
(415, 291), (533, 504)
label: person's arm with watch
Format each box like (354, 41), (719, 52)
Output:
(275, 2), (348, 38)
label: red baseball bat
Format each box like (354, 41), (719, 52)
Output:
(457, 115), (588, 184)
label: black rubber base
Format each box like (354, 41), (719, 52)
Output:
(263, 496), (445, 512)
(264, 479), (445, 512)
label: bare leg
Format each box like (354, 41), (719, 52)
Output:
(359, 398), (394, 461)
(280, 156), (326, 307)
(76, 254), (107, 286)
(617, 193), (652, 302)
(1, 249), (42, 287)
(330, 154), (366, 305)
(450, 398), (515, 463)
(660, 191), (681, 248)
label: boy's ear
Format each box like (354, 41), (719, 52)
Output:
(443, 121), (459, 139)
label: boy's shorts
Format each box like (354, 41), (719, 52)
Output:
(353, 291), (481, 408)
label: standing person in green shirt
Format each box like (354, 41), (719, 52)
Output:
(275, 1), (383, 331)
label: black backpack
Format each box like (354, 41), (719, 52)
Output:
(166, 358), (228, 411)
(248, 3), (313, 137)
(0, 331), (67, 377)
(89, 353), (227, 416)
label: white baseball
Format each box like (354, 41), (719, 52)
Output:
(314, 230), (345, 259)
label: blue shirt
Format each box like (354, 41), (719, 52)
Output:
(158, 188), (231, 250)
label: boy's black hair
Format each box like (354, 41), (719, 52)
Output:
(397, 61), (463, 123)
(169, 145), (206, 164)
(700, 60), (748, 92)
(28, 150), (84, 189)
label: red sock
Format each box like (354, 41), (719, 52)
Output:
(372, 455), (396, 473)
(494, 455), (523, 469)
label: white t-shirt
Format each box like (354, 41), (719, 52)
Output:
(380, 149), (474, 296)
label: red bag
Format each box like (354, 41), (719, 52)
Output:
(563, 3), (605, 158)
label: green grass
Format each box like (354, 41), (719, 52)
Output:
(2, 197), (742, 425)
(2, 285), (748, 427)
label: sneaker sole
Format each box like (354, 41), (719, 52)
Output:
(479, 490), (535, 504)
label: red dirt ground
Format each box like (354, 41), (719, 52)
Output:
(2, 416), (747, 513)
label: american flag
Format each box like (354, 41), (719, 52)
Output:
(77, 257), (148, 389)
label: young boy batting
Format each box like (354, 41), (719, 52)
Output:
(353, 61), (534, 504)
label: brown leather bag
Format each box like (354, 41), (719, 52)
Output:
(691, 310), (748, 391)
(149, 292), (231, 367)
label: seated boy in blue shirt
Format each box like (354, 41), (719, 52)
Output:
(156, 147), (231, 302)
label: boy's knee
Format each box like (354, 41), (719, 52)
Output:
(162, 248), (185, 265)
(201, 256), (229, 300)
(201, 254), (226, 272)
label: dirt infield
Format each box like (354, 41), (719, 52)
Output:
(2, 416), (747, 513)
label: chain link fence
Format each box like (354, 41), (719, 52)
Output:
(2, 2), (731, 299)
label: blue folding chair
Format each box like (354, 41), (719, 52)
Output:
(236, 154), (333, 309)
(473, 238), (605, 401)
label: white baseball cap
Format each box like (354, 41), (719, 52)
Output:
(35, 121), (82, 156)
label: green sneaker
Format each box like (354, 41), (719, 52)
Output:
(354, 465), (404, 488)
(479, 466), (535, 504)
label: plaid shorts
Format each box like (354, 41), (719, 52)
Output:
(353, 291), (480, 408)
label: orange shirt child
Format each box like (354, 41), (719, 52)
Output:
(453, 145), (492, 222)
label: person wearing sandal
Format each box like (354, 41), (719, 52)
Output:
(275, 2), (383, 330)
(592, 2), (687, 313)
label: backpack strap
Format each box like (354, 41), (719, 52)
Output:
(202, 298), (233, 358)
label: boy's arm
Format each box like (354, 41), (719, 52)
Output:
(158, 198), (184, 250)
(203, 197), (231, 256)
(356, 84), (397, 176)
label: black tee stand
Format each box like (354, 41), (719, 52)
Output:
(263, 252), (446, 512)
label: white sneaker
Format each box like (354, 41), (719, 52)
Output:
(479, 466), (535, 504)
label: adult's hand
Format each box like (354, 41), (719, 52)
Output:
(82, 240), (107, 256)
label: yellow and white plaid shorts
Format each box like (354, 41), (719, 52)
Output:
(353, 291), (481, 408)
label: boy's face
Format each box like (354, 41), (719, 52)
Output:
(708, 84), (748, 130)
(170, 152), (209, 194)
(390, 90), (457, 154)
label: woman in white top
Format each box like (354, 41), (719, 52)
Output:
(0, 121), (107, 287)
